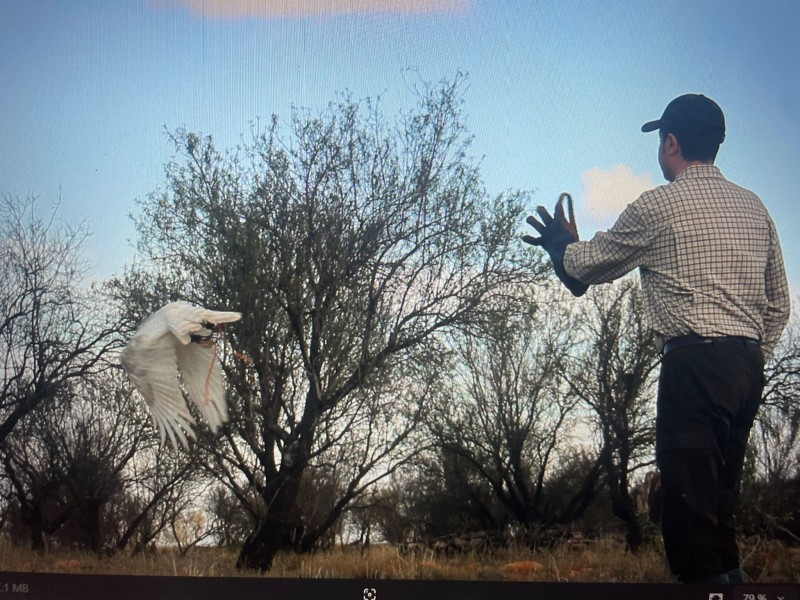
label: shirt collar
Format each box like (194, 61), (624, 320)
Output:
(675, 164), (723, 182)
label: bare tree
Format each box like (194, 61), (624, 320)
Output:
(738, 309), (800, 541)
(38, 384), (138, 552)
(425, 283), (603, 540)
(0, 369), (203, 554)
(111, 436), (203, 555)
(109, 76), (538, 571)
(566, 279), (660, 552)
(0, 192), (123, 550)
(2, 401), (73, 551)
(0, 193), (214, 556)
(756, 312), (800, 480)
(204, 484), (255, 549)
(2, 386), (129, 552)
(386, 448), (513, 542)
(0, 193), (118, 446)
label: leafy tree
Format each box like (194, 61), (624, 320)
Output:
(111, 76), (537, 570)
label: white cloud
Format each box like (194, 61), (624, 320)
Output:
(150, 0), (469, 19)
(580, 164), (654, 225)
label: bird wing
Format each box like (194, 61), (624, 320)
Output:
(167, 301), (238, 432)
(176, 342), (228, 433)
(120, 323), (196, 449)
(121, 301), (241, 447)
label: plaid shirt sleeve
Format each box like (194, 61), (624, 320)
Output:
(561, 201), (653, 284)
(562, 165), (791, 358)
(762, 217), (791, 358)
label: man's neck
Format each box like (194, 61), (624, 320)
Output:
(673, 160), (714, 179)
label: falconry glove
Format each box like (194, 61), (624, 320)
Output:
(522, 193), (589, 297)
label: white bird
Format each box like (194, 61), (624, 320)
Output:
(120, 301), (242, 448)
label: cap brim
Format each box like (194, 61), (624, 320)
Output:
(641, 119), (661, 133)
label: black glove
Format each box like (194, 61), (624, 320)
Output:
(522, 193), (589, 297)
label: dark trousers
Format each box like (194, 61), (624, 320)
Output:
(656, 338), (764, 583)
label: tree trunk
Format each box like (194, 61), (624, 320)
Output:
(84, 499), (102, 554)
(29, 511), (46, 553)
(613, 498), (644, 553)
(604, 453), (644, 553)
(236, 469), (304, 572)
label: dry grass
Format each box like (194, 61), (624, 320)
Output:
(0, 536), (797, 583)
(268, 538), (673, 583)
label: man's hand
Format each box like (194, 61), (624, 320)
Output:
(522, 192), (579, 251)
(523, 193), (589, 297)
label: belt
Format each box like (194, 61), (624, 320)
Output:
(662, 334), (760, 356)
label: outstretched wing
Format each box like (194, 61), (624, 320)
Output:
(164, 301), (239, 431)
(120, 309), (196, 449)
(122, 301), (241, 447)
(176, 341), (228, 433)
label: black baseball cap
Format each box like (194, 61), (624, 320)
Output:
(641, 94), (726, 144)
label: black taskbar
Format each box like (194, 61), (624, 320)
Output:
(0, 572), (797, 600)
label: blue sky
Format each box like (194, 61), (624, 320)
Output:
(1, 0), (798, 295)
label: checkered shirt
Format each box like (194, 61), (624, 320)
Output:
(563, 165), (791, 358)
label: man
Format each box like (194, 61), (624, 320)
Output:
(524, 94), (791, 583)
